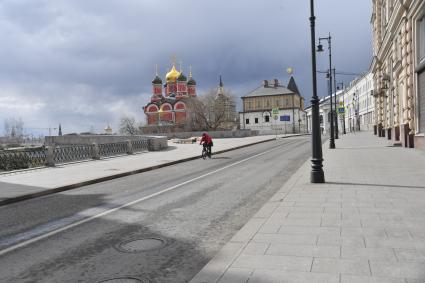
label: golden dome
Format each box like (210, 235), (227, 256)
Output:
(166, 64), (181, 82)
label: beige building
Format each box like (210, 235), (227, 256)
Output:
(371, 0), (425, 149)
(239, 77), (306, 134)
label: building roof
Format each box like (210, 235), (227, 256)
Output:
(152, 75), (162, 84)
(177, 72), (187, 81)
(287, 76), (301, 95)
(166, 64), (181, 82)
(242, 84), (294, 98)
(187, 77), (196, 85)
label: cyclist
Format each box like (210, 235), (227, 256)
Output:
(200, 132), (213, 158)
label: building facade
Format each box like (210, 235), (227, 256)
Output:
(306, 72), (375, 135)
(239, 78), (306, 134)
(143, 63), (197, 126)
(343, 73), (375, 133)
(371, 0), (425, 149)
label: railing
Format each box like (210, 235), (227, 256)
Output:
(0, 148), (46, 171)
(98, 142), (128, 157)
(132, 139), (149, 153)
(53, 145), (93, 164)
(0, 138), (151, 172)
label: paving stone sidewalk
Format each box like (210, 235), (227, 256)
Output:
(190, 132), (425, 283)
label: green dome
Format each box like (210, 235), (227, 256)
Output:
(187, 77), (196, 85)
(177, 72), (187, 82)
(152, 75), (162, 84)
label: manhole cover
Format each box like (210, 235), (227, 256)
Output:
(116, 238), (165, 253)
(98, 277), (148, 283)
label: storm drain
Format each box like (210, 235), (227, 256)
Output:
(116, 238), (165, 253)
(97, 277), (148, 283)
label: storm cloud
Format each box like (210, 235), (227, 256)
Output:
(0, 0), (372, 135)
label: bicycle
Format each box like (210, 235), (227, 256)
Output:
(201, 146), (208, 159)
(201, 144), (212, 159)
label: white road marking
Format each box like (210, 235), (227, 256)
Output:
(0, 141), (295, 256)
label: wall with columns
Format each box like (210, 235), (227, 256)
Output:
(371, 0), (424, 148)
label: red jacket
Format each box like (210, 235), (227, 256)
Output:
(200, 134), (212, 145)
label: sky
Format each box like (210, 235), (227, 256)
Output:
(0, 0), (373, 136)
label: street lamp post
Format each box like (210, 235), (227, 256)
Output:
(352, 93), (357, 132)
(332, 69), (339, 139)
(292, 95), (296, 134)
(337, 82), (347, 134)
(317, 33), (335, 149)
(298, 118), (302, 133)
(352, 84), (361, 132)
(308, 0), (325, 183)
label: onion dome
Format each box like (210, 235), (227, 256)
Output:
(187, 66), (196, 85)
(152, 75), (162, 84)
(169, 93), (176, 99)
(187, 77), (196, 86)
(177, 72), (187, 81)
(166, 65), (181, 82)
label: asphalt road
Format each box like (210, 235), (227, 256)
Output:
(0, 136), (311, 283)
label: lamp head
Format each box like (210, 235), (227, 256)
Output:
(317, 44), (324, 52)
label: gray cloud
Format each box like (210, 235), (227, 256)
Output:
(0, 0), (372, 135)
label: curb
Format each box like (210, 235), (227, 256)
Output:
(0, 134), (309, 206)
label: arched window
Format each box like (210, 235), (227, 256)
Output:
(174, 102), (186, 111)
(147, 105), (159, 112)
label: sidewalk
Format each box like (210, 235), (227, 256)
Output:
(0, 134), (300, 205)
(190, 132), (425, 283)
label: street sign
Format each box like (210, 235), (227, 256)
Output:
(338, 107), (345, 114)
(280, 115), (290, 121)
(272, 108), (279, 115)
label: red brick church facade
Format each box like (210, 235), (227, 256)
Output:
(143, 63), (197, 126)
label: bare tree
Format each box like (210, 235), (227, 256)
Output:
(4, 117), (24, 138)
(185, 97), (209, 131)
(119, 115), (139, 135)
(186, 89), (237, 131)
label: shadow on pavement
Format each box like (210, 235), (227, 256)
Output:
(0, 181), (48, 203)
(0, 192), (211, 283)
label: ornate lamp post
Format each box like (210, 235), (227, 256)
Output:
(352, 93), (358, 132)
(308, 0), (325, 183)
(337, 82), (347, 134)
(317, 34), (335, 149)
(332, 69), (339, 139)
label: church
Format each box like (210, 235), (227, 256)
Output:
(143, 62), (197, 126)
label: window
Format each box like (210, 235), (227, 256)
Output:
(265, 116), (270, 122)
(255, 118), (259, 124)
(256, 101), (261, 108)
(246, 118), (250, 124)
(420, 16), (425, 62)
